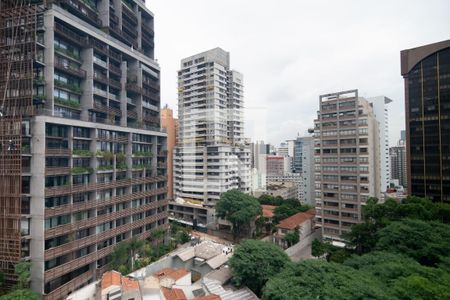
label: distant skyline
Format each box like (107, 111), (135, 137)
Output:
(149, 0), (450, 147)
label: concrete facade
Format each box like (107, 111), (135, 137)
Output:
(172, 48), (251, 226)
(367, 96), (393, 193)
(161, 106), (178, 199)
(3, 1), (169, 298)
(314, 90), (381, 241)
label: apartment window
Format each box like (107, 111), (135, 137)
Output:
(45, 214), (70, 229)
(45, 196), (69, 208)
(46, 124), (68, 138)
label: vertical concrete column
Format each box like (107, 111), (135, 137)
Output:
(137, 10), (142, 50)
(120, 61), (127, 127)
(90, 127), (98, 189)
(29, 117), (46, 295)
(137, 67), (143, 124)
(113, 0), (123, 28)
(98, 0), (110, 28)
(43, 12), (54, 114)
(81, 48), (94, 122)
(151, 136), (158, 177)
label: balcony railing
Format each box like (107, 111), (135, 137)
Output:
(127, 110), (138, 119)
(122, 17), (138, 36)
(109, 78), (121, 89)
(54, 61), (86, 78)
(93, 87), (108, 98)
(45, 148), (71, 156)
(93, 73), (109, 85)
(122, 3), (138, 24)
(57, 0), (102, 28)
(142, 79), (159, 90)
(122, 30), (138, 48)
(141, 31), (154, 47)
(126, 82), (142, 94)
(54, 22), (87, 46)
(89, 40), (108, 57)
(108, 49), (122, 62)
(109, 63), (121, 75)
(142, 25), (154, 37)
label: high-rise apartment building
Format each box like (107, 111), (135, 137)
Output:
(314, 90), (380, 240)
(292, 136), (315, 205)
(161, 106), (178, 199)
(401, 39), (450, 202)
(266, 155), (287, 175)
(390, 144), (407, 189)
(0, 0), (168, 298)
(367, 96), (392, 192)
(171, 48), (250, 227)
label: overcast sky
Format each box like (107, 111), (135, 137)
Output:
(149, 0), (450, 147)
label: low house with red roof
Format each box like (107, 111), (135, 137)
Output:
(273, 209), (315, 248)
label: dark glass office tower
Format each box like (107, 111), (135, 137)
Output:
(401, 39), (450, 203)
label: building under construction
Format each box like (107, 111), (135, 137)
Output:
(0, 0), (167, 299)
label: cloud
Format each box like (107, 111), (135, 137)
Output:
(151, 0), (450, 147)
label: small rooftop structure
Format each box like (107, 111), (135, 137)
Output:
(100, 271), (141, 300)
(276, 209), (315, 230)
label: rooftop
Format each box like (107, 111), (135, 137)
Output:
(277, 209), (315, 230)
(155, 268), (190, 281)
(261, 205), (276, 218)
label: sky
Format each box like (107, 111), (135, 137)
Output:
(148, 0), (450, 147)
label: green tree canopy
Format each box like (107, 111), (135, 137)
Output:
(375, 219), (450, 266)
(216, 190), (262, 238)
(262, 260), (388, 300)
(344, 251), (450, 299)
(229, 239), (289, 296)
(0, 289), (40, 300)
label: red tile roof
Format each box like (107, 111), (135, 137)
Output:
(277, 209), (315, 230)
(161, 287), (187, 300)
(261, 205), (277, 218)
(122, 276), (139, 291)
(155, 268), (190, 281)
(101, 271), (122, 289)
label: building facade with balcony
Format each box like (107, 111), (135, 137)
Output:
(0, 0), (167, 299)
(171, 48), (251, 228)
(401, 39), (450, 202)
(314, 90), (381, 241)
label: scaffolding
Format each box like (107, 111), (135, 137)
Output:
(0, 0), (42, 288)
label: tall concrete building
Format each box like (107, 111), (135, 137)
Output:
(390, 144), (407, 189)
(161, 106), (178, 199)
(292, 136), (315, 205)
(0, 0), (168, 298)
(171, 48), (250, 227)
(401, 39), (450, 202)
(314, 90), (380, 240)
(367, 96), (392, 193)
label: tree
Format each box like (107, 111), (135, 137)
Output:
(311, 239), (327, 257)
(176, 230), (190, 244)
(151, 228), (166, 257)
(375, 219), (450, 266)
(283, 229), (299, 247)
(0, 289), (40, 300)
(262, 260), (388, 300)
(110, 237), (148, 274)
(216, 190), (262, 239)
(14, 261), (31, 289)
(0, 261), (39, 300)
(128, 237), (145, 271)
(229, 239), (289, 296)
(343, 251), (450, 299)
